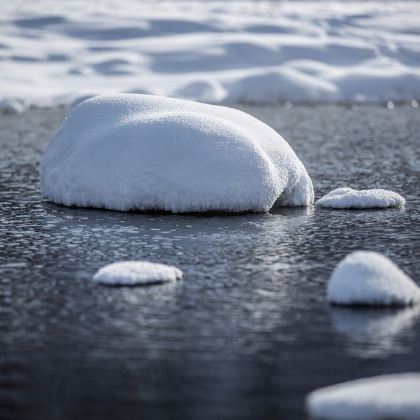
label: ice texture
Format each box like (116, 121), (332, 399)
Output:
(330, 306), (420, 358)
(327, 251), (420, 306)
(93, 261), (182, 286)
(316, 188), (405, 209)
(40, 94), (313, 213)
(1, 1), (420, 106)
(306, 373), (420, 420)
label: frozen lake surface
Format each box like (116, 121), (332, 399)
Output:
(0, 104), (419, 419)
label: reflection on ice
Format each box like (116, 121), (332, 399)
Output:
(330, 306), (420, 358)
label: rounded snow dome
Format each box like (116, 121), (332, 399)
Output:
(93, 261), (182, 286)
(316, 187), (405, 209)
(306, 373), (420, 420)
(327, 251), (420, 306)
(40, 94), (313, 213)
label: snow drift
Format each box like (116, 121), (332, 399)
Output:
(93, 261), (182, 286)
(306, 373), (420, 419)
(40, 94), (313, 213)
(316, 188), (405, 209)
(327, 251), (420, 306)
(1, 0), (420, 107)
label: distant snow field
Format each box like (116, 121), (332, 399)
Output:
(93, 261), (183, 286)
(40, 94), (313, 213)
(316, 187), (405, 209)
(1, 0), (420, 108)
(306, 373), (420, 419)
(327, 251), (420, 307)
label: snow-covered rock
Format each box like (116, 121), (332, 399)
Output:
(327, 251), (420, 306)
(306, 373), (420, 419)
(40, 94), (313, 213)
(93, 261), (182, 286)
(316, 188), (405, 209)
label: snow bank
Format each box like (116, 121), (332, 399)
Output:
(40, 94), (313, 213)
(327, 251), (420, 306)
(1, 1), (420, 106)
(316, 188), (405, 209)
(306, 373), (420, 419)
(93, 261), (182, 286)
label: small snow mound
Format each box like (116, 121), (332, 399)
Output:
(174, 80), (226, 103)
(40, 94), (313, 213)
(327, 251), (420, 306)
(316, 187), (405, 209)
(223, 70), (337, 104)
(306, 373), (420, 420)
(0, 99), (27, 115)
(93, 261), (182, 286)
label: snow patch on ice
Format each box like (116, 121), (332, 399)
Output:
(316, 188), (405, 209)
(40, 94), (313, 213)
(1, 1), (420, 105)
(306, 373), (420, 420)
(327, 251), (420, 307)
(93, 261), (182, 286)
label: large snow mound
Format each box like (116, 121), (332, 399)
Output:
(306, 373), (420, 419)
(93, 261), (182, 286)
(40, 94), (313, 213)
(316, 188), (405, 209)
(327, 251), (420, 306)
(1, 0), (420, 106)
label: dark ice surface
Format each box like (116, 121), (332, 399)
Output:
(0, 104), (419, 420)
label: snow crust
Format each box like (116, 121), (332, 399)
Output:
(306, 373), (420, 420)
(93, 261), (182, 286)
(327, 251), (420, 306)
(316, 188), (405, 209)
(40, 94), (313, 213)
(1, 0), (420, 106)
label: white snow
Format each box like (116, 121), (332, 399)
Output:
(1, 0), (420, 106)
(327, 251), (420, 306)
(306, 373), (420, 420)
(316, 188), (405, 209)
(40, 93), (313, 213)
(93, 261), (182, 286)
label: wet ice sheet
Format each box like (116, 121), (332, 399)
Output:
(0, 104), (419, 419)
